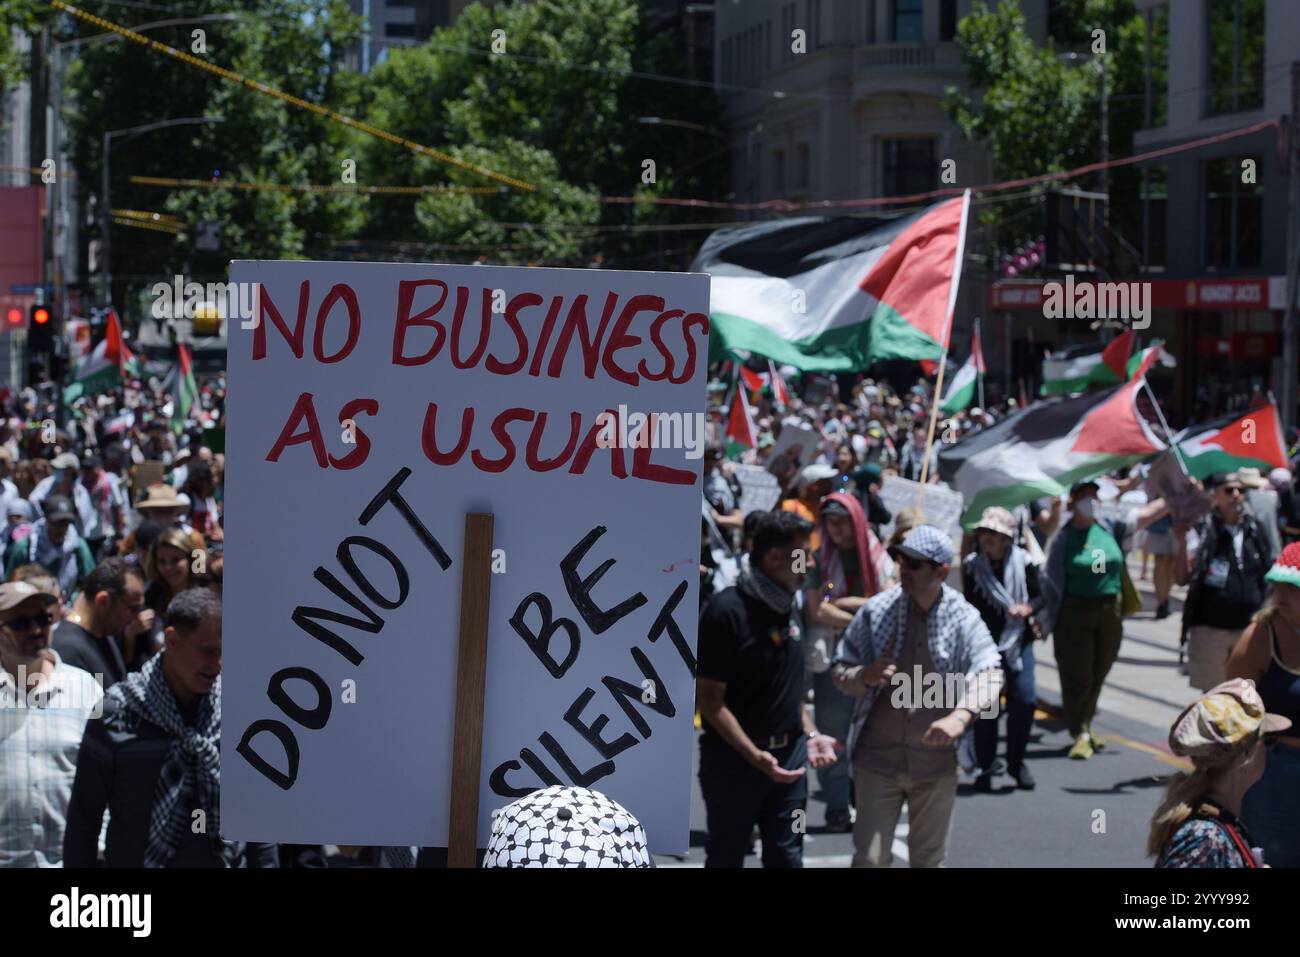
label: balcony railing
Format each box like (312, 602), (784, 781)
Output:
(855, 43), (963, 72)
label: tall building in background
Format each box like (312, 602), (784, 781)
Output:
(344, 0), (485, 72)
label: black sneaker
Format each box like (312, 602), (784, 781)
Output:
(973, 770), (995, 793)
(824, 808), (853, 832)
(1010, 765), (1036, 790)
(1155, 602), (1170, 620)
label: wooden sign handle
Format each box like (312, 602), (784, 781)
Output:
(448, 512), (494, 868)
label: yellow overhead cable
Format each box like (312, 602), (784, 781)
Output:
(127, 174), (501, 195)
(50, 0), (537, 193)
(0, 164), (77, 178)
(112, 207), (181, 224)
(112, 216), (180, 234)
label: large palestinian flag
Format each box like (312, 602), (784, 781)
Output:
(693, 193), (970, 371)
(63, 308), (138, 404)
(940, 350), (1167, 526)
(1173, 403), (1288, 479)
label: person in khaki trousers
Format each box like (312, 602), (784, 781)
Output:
(832, 525), (1002, 868)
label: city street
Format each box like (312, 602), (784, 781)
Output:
(658, 554), (1202, 868)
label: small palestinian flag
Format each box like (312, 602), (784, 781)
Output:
(725, 380), (758, 456)
(170, 341), (199, 437)
(63, 308), (139, 404)
(1040, 330), (1135, 396)
(739, 365), (765, 401)
(694, 192), (970, 371)
(940, 349), (1166, 526)
(1173, 403), (1288, 479)
(941, 323), (984, 414)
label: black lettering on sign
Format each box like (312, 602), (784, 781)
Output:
(236, 719), (300, 791)
(337, 535), (409, 609)
(359, 467), (452, 570)
(509, 592), (580, 679)
(563, 687), (638, 759)
(601, 646), (677, 739)
(559, 525), (647, 634)
(267, 666), (332, 731)
(291, 567), (384, 666)
(647, 580), (695, 675)
(538, 731), (614, 789)
(488, 759), (537, 799)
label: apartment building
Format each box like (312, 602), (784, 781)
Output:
(345, 0), (480, 72)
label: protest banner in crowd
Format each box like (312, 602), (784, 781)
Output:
(221, 260), (710, 855)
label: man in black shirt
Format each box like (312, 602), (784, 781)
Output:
(64, 587), (274, 867)
(1181, 472), (1274, 691)
(697, 511), (837, 868)
(51, 558), (147, 689)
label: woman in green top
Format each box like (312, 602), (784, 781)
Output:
(1043, 478), (1169, 759)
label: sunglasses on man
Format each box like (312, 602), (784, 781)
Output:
(2, 612), (54, 633)
(888, 549), (938, 571)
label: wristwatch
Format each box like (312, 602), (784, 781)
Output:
(807, 729), (821, 740)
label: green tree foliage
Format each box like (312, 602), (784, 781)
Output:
(944, 0), (1147, 256)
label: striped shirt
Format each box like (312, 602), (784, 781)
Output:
(0, 653), (104, 867)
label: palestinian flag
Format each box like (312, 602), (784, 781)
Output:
(1173, 403), (1288, 479)
(724, 380), (758, 455)
(170, 342), (199, 437)
(941, 323), (984, 414)
(1040, 330), (1135, 396)
(940, 350), (1166, 526)
(693, 192), (970, 371)
(63, 309), (138, 404)
(739, 364), (765, 401)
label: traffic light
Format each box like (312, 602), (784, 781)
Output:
(4, 307), (23, 330)
(27, 304), (53, 353)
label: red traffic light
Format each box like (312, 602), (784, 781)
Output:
(32, 307), (50, 325)
(5, 308), (20, 326)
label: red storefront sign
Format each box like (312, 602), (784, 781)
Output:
(989, 277), (1272, 311)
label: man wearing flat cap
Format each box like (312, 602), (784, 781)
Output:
(0, 581), (103, 866)
(5, 496), (95, 599)
(832, 525), (1001, 867)
(29, 452), (95, 538)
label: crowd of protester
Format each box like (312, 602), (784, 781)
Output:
(696, 364), (1300, 870)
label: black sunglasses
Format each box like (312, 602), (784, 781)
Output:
(889, 550), (937, 571)
(3, 612), (54, 632)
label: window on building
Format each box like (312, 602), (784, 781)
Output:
(1140, 166), (1167, 270)
(865, 0), (877, 43)
(796, 143), (811, 189)
(1204, 155), (1262, 269)
(881, 138), (936, 197)
(385, 22), (416, 37)
(892, 0), (924, 43)
(940, 0), (958, 41)
(773, 149), (786, 194)
(1206, 0), (1265, 115)
(1144, 5), (1169, 127)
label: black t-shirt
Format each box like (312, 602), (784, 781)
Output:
(52, 619), (128, 689)
(697, 587), (804, 744)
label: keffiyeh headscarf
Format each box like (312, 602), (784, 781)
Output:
(968, 543), (1031, 672)
(106, 653), (223, 868)
(738, 564), (796, 615)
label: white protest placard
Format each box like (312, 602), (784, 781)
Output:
(878, 474), (965, 545)
(733, 463), (782, 514)
(766, 419), (820, 488)
(221, 260), (710, 855)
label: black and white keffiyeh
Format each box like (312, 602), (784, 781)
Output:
(738, 564), (795, 615)
(106, 653), (222, 868)
(968, 545), (1031, 672)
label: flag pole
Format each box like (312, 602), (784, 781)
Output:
(917, 350), (948, 510)
(975, 318), (984, 411)
(1142, 378), (1190, 476)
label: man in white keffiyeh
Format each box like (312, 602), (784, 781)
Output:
(832, 525), (1001, 868)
